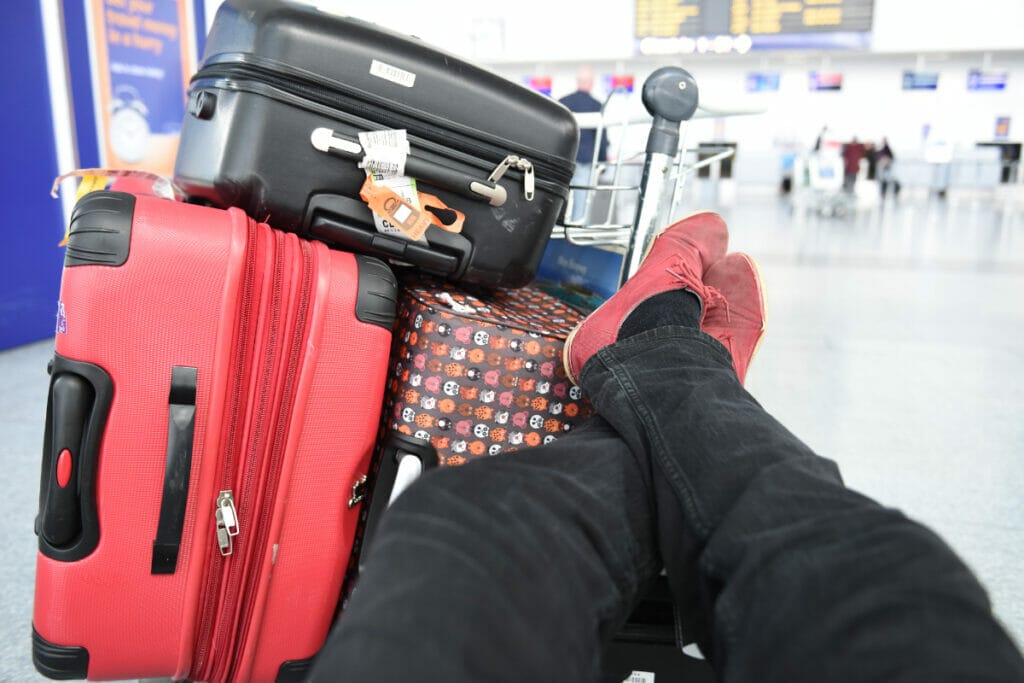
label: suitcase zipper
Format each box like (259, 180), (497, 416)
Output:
(192, 228), (316, 683)
(488, 155), (535, 201)
(224, 238), (315, 682)
(205, 229), (287, 683)
(191, 60), (575, 187)
(191, 218), (260, 678)
(214, 490), (240, 555)
(197, 71), (568, 202)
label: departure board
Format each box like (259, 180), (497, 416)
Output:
(636, 0), (874, 38)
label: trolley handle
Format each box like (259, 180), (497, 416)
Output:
(619, 67), (701, 285)
(642, 67), (700, 155)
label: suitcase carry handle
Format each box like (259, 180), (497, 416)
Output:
(151, 366), (199, 575)
(39, 374), (89, 548)
(311, 127), (510, 207)
(359, 432), (439, 570)
(305, 194), (472, 279)
(36, 355), (113, 562)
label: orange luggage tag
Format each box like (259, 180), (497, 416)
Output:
(360, 175), (434, 241)
(355, 128), (466, 239)
(359, 176), (466, 240)
(418, 192), (465, 234)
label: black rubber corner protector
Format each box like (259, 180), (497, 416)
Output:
(65, 191), (135, 268)
(354, 255), (399, 330)
(276, 657), (313, 682)
(32, 626), (88, 680)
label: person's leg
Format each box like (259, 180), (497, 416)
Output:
(578, 323), (1024, 681)
(308, 417), (661, 683)
(561, 212), (1023, 680)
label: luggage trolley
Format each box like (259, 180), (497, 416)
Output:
(802, 150), (851, 217)
(552, 66), (737, 288)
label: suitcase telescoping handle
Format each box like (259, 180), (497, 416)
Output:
(359, 431), (440, 570)
(36, 355), (113, 562)
(310, 128), (511, 207)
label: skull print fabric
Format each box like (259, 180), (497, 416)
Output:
(384, 277), (595, 466)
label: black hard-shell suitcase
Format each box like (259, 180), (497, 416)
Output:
(175, 1), (579, 288)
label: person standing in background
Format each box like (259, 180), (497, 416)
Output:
(842, 136), (867, 194)
(876, 137), (898, 199)
(559, 66), (609, 222)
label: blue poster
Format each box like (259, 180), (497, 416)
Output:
(967, 70), (1008, 92)
(746, 72), (780, 92)
(902, 71), (939, 90)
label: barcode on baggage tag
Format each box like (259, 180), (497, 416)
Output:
(370, 59), (416, 88)
(361, 129), (407, 151)
(624, 672), (655, 683)
(358, 129), (410, 179)
(367, 160), (402, 178)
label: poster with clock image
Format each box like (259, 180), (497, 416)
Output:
(86, 0), (197, 175)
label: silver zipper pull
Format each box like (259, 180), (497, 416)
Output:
(487, 155), (518, 184)
(348, 475), (368, 509)
(215, 490), (240, 556)
(487, 155), (535, 202)
(520, 159), (535, 201)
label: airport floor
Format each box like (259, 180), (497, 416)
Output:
(2, 185), (1023, 680)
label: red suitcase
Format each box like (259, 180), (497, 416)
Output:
(33, 191), (396, 682)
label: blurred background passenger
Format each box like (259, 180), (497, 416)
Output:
(876, 136), (898, 198)
(559, 65), (610, 222)
(842, 136), (867, 193)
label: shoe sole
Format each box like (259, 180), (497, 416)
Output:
(736, 252), (768, 375)
(562, 210), (724, 385)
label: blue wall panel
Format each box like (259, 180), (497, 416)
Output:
(0, 3), (66, 349)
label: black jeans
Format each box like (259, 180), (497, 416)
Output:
(310, 327), (1024, 682)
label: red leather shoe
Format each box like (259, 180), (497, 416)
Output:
(701, 253), (766, 384)
(563, 212), (728, 384)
